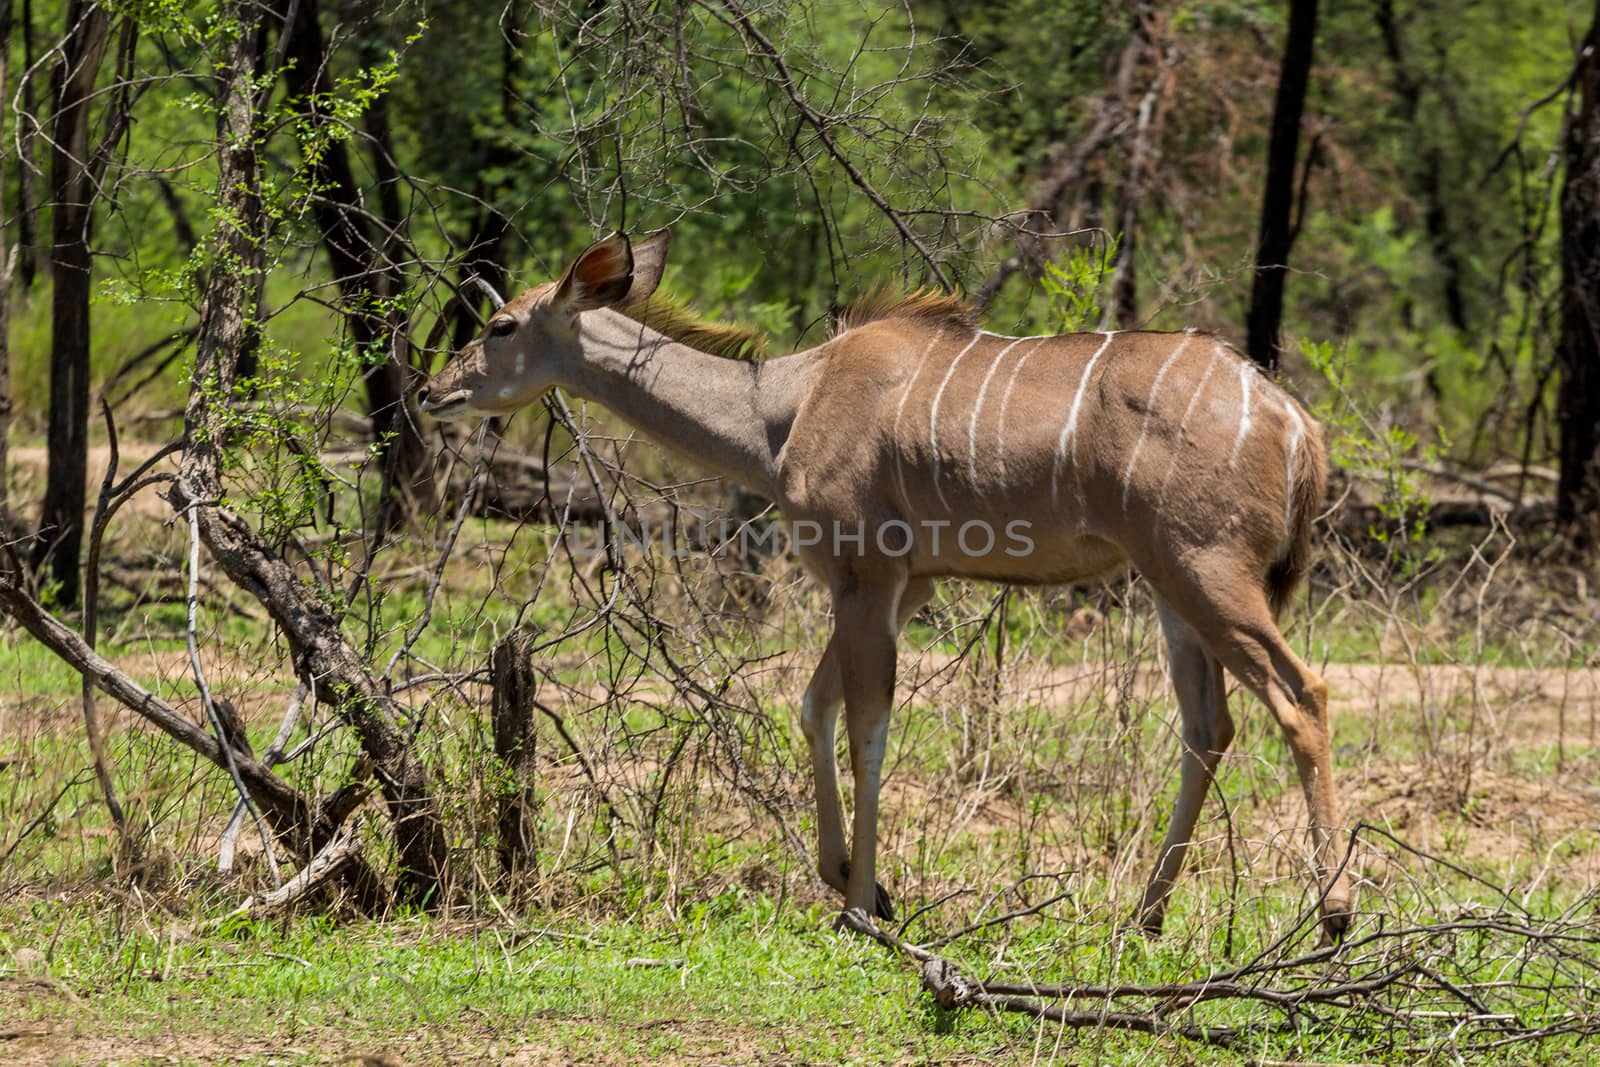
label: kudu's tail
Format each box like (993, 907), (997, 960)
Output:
(1265, 412), (1328, 619)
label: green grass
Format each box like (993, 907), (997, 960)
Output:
(2, 877), (1593, 1066)
(3, 467), (1597, 1063)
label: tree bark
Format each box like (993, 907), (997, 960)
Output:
(13, 0), (39, 291)
(0, 0), (15, 527)
(1109, 17), (1164, 330)
(1245, 0), (1319, 372)
(491, 631), (540, 881)
(32, 0), (111, 605)
(1557, 5), (1600, 547)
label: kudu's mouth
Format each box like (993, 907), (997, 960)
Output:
(416, 389), (473, 421)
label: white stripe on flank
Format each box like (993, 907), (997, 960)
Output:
(979, 329), (1056, 341)
(993, 338), (1050, 482)
(1156, 350), (1221, 506)
(1120, 334), (1193, 512)
(1282, 402), (1305, 534)
(1227, 360), (1254, 471)
(928, 333), (985, 511)
(891, 329), (945, 508)
(1051, 331), (1118, 504)
(966, 338), (1029, 490)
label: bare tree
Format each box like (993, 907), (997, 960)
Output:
(1245, 0), (1319, 372)
(11, 0), (40, 292)
(1557, 2), (1600, 546)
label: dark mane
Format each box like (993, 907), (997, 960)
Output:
(618, 294), (768, 362)
(835, 288), (980, 335)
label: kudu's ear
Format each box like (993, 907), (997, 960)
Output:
(554, 233), (634, 313)
(621, 228), (670, 306)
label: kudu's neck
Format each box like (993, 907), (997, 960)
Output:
(563, 308), (815, 499)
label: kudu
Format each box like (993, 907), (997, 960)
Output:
(419, 230), (1353, 940)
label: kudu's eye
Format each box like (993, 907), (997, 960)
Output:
(489, 317), (516, 337)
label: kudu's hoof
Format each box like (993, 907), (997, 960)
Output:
(838, 860), (895, 922)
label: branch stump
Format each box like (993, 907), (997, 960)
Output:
(491, 631), (540, 883)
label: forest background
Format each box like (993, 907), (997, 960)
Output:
(1, 0), (1600, 1063)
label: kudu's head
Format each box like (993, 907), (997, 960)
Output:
(416, 229), (670, 420)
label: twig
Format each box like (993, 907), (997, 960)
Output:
(81, 400), (131, 835)
(920, 888), (1072, 950)
(0, 573), (316, 832)
(707, 0), (953, 290)
(0, 770), (94, 866)
(836, 909), (1248, 1047)
(382, 421), (488, 681)
(221, 679), (311, 870)
(178, 477), (281, 887)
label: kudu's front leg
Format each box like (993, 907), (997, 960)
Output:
(834, 577), (906, 922)
(802, 577), (931, 922)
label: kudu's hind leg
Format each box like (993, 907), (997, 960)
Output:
(803, 577), (932, 919)
(1136, 600), (1234, 934)
(1172, 571), (1353, 942)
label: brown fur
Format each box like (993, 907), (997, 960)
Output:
(1268, 418), (1329, 618)
(836, 288), (979, 335)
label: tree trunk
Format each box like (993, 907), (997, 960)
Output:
(174, 0), (449, 907)
(13, 0), (38, 291)
(451, 23), (521, 351)
(971, 25), (1148, 313)
(1557, 4), (1600, 548)
(0, 0), (14, 526)
(491, 631), (540, 882)
(280, 0), (433, 531)
(1245, 0), (1319, 372)
(1109, 20), (1164, 331)
(32, 0), (111, 605)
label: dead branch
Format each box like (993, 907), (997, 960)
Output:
(179, 476), (281, 886)
(970, 23), (1152, 311)
(165, 0), (448, 908)
(224, 818), (365, 918)
(838, 821), (1600, 1053)
(0, 566), (388, 910)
